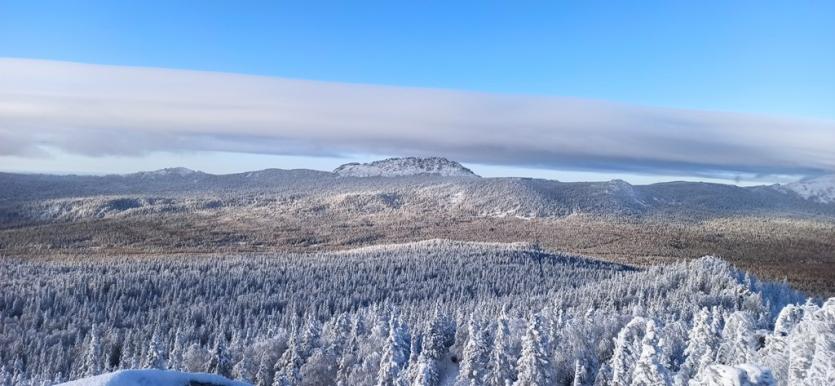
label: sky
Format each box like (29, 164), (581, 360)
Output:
(1, 1), (833, 184)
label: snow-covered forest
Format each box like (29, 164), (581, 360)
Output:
(1, 241), (832, 385)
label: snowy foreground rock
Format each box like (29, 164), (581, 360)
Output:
(58, 369), (249, 386)
(689, 364), (775, 386)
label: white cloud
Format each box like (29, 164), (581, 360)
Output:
(1, 58), (833, 176)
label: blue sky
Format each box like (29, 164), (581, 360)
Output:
(1, 1), (833, 184)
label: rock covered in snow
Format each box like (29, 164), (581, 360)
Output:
(689, 364), (776, 386)
(57, 369), (250, 386)
(334, 157), (479, 178)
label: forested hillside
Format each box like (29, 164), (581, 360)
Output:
(1, 241), (831, 385)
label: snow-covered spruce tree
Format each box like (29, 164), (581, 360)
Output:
(788, 301), (820, 385)
(715, 311), (756, 366)
(0, 366), (10, 386)
(377, 312), (411, 386)
(400, 332), (423, 385)
(774, 303), (804, 337)
(489, 313), (516, 386)
(808, 298), (835, 385)
(514, 313), (552, 386)
(10, 358), (24, 386)
(628, 320), (671, 386)
(456, 316), (491, 386)
(676, 308), (717, 384)
(592, 363), (611, 386)
(144, 328), (167, 370)
(572, 360), (587, 386)
(610, 317), (648, 386)
(119, 330), (135, 370)
(757, 302), (803, 384)
(256, 352), (276, 386)
(276, 326), (303, 385)
(657, 320), (688, 374)
(168, 328), (185, 371)
(207, 334), (232, 378)
(299, 315), (322, 362)
(413, 312), (451, 386)
(83, 324), (103, 377)
(233, 348), (259, 383)
(181, 343), (209, 372)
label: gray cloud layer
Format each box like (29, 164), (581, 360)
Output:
(1, 58), (833, 176)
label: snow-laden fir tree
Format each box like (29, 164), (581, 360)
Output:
(572, 360), (587, 386)
(144, 328), (167, 370)
(413, 311), (450, 386)
(456, 316), (491, 386)
(788, 301), (819, 385)
(276, 326), (303, 385)
(256, 352), (276, 386)
(715, 311), (756, 365)
(488, 313), (515, 386)
(207, 333), (232, 378)
(0, 365), (11, 386)
(83, 324), (103, 377)
(610, 317), (648, 386)
(676, 308), (718, 383)
(774, 303), (804, 337)
(628, 320), (671, 386)
(168, 328), (185, 371)
(796, 298), (835, 385)
(514, 313), (552, 386)
(299, 315), (322, 362)
(377, 312), (411, 386)
(233, 349), (259, 384)
(119, 330), (135, 370)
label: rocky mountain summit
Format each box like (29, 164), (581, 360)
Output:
(333, 156), (479, 177)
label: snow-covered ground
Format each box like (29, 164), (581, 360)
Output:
(58, 369), (249, 386)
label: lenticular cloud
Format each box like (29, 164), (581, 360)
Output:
(1, 58), (833, 176)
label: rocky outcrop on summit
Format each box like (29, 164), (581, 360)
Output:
(333, 157), (479, 177)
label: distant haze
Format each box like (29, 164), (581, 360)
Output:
(1, 58), (833, 181)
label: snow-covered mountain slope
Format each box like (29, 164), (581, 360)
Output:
(59, 369), (248, 386)
(334, 156), (479, 177)
(781, 174), (835, 204)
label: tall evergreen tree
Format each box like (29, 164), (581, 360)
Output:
(144, 329), (167, 370)
(489, 314), (515, 386)
(677, 308), (716, 383)
(629, 321), (671, 386)
(514, 313), (552, 386)
(207, 334), (232, 378)
(715, 311), (756, 365)
(377, 312), (411, 386)
(168, 328), (185, 371)
(457, 317), (491, 386)
(83, 324), (104, 377)
(611, 317), (648, 386)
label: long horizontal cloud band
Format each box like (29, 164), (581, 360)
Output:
(1, 58), (833, 176)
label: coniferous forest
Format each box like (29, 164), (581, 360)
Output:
(1, 241), (832, 385)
